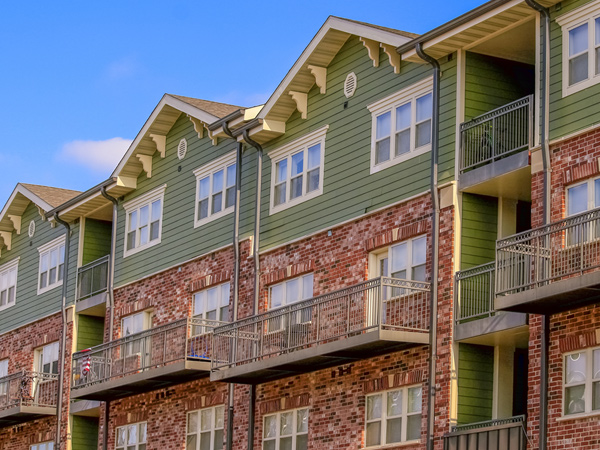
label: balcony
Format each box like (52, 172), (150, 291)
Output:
(495, 208), (600, 314)
(75, 255), (109, 316)
(444, 416), (527, 450)
(71, 318), (224, 401)
(454, 263), (527, 342)
(0, 371), (58, 427)
(459, 96), (533, 199)
(211, 277), (431, 384)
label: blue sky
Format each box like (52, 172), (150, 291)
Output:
(0, 0), (487, 204)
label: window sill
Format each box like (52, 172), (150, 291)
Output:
(194, 206), (234, 229)
(556, 410), (600, 422)
(269, 188), (323, 216)
(563, 74), (600, 98)
(0, 302), (15, 312)
(370, 145), (430, 175)
(123, 238), (162, 259)
(38, 280), (63, 296)
(364, 439), (421, 449)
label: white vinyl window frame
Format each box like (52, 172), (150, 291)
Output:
(121, 310), (152, 358)
(35, 341), (59, 375)
(0, 257), (18, 311)
(365, 385), (423, 447)
(37, 236), (65, 295)
(558, 0), (600, 96)
(269, 125), (328, 215)
(269, 273), (314, 310)
(123, 184), (166, 258)
(30, 442), (55, 450)
(367, 77), (433, 174)
(0, 359), (8, 396)
(262, 407), (309, 450)
(193, 151), (237, 228)
(192, 282), (230, 335)
(186, 405), (225, 450)
(565, 177), (600, 245)
(116, 421), (147, 450)
(369, 236), (427, 282)
(563, 347), (600, 417)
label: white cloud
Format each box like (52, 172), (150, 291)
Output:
(105, 57), (137, 80)
(60, 137), (132, 172)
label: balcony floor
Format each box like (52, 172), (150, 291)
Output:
(0, 405), (57, 427)
(71, 359), (211, 401)
(455, 312), (528, 343)
(495, 271), (600, 314)
(210, 328), (429, 384)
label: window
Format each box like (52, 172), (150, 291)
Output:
(35, 342), (59, 375)
(116, 422), (147, 450)
(186, 405), (224, 450)
(368, 77), (433, 173)
(37, 236), (65, 295)
(563, 347), (600, 416)
(365, 385), (422, 447)
(0, 258), (18, 310)
(558, 1), (600, 96)
(192, 282), (230, 335)
(566, 177), (600, 244)
(270, 274), (314, 310)
(269, 126), (328, 214)
(30, 442), (54, 450)
(263, 408), (308, 450)
(122, 311), (152, 358)
(0, 359), (7, 396)
(123, 185), (165, 257)
(373, 236), (427, 282)
(193, 152), (237, 227)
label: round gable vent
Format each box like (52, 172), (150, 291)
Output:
(28, 220), (35, 238)
(344, 72), (357, 98)
(177, 138), (188, 160)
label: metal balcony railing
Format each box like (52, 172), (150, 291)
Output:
(460, 95), (534, 173)
(444, 416), (527, 450)
(0, 371), (58, 411)
(211, 277), (431, 371)
(71, 317), (226, 391)
(455, 262), (496, 324)
(496, 207), (600, 296)
(77, 255), (109, 301)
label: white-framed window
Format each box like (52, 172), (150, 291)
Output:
(263, 407), (308, 450)
(121, 311), (152, 358)
(270, 274), (314, 310)
(563, 347), (600, 416)
(37, 236), (65, 295)
(0, 359), (8, 395)
(193, 152), (237, 227)
(192, 282), (230, 335)
(365, 385), (422, 447)
(30, 442), (54, 450)
(0, 257), (18, 310)
(558, 0), (600, 96)
(566, 177), (600, 244)
(35, 341), (59, 375)
(116, 422), (147, 450)
(269, 126), (328, 215)
(186, 405), (225, 450)
(367, 77), (433, 174)
(371, 236), (427, 282)
(123, 184), (166, 258)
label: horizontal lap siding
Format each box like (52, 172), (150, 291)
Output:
(76, 314), (105, 351)
(457, 343), (494, 425)
(461, 193), (498, 269)
(82, 218), (111, 265)
(0, 202), (78, 333)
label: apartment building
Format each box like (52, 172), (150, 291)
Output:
(2, 0), (600, 449)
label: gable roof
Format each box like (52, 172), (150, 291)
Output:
(169, 95), (243, 118)
(20, 183), (81, 209)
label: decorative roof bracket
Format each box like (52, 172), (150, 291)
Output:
(288, 91), (308, 119)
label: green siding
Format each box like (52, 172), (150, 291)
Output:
(258, 37), (457, 250)
(457, 343), (494, 425)
(0, 202), (79, 333)
(549, 0), (600, 139)
(465, 52), (534, 122)
(82, 219), (111, 265)
(461, 193), (498, 269)
(76, 314), (105, 351)
(71, 415), (99, 450)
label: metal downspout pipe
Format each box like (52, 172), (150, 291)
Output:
(53, 213), (71, 450)
(242, 128), (263, 450)
(414, 43), (440, 450)
(100, 186), (119, 450)
(524, 2), (551, 449)
(222, 123), (243, 450)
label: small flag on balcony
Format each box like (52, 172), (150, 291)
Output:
(81, 349), (91, 376)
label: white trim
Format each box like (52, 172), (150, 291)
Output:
(193, 152), (237, 228)
(562, 346), (600, 417)
(262, 407), (309, 450)
(37, 234), (66, 255)
(186, 405), (225, 450)
(269, 126), (328, 215)
(37, 235), (66, 295)
(0, 257), (19, 312)
(122, 184), (166, 258)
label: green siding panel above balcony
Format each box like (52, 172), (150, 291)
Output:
(76, 314), (105, 352)
(71, 416), (99, 450)
(457, 343), (494, 425)
(461, 193), (498, 270)
(82, 218), (111, 266)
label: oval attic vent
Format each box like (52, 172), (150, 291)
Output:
(177, 138), (188, 160)
(28, 220), (35, 238)
(344, 72), (357, 98)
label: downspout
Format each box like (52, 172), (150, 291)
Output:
(222, 123), (243, 450)
(524, 2), (551, 449)
(53, 213), (71, 450)
(100, 186), (118, 450)
(242, 128), (263, 450)
(414, 43), (440, 450)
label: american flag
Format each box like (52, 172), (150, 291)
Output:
(81, 349), (91, 376)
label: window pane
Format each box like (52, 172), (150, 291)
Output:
(376, 111), (391, 140)
(139, 423), (147, 443)
(391, 243), (407, 274)
(139, 205), (149, 227)
(139, 225), (148, 246)
(212, 192), (223, 214)
(416, 120), (432, 148)
(226, 187), (236, 209)
(280, 437), (292, 450)
(188, 412), (198, 433)
(568, 183), (588, 216)
(291, 152), (304, 177)
(213, 170), (224, 193)
(214, 430), (224, 449)
(199, 177), (210, 199)
(274, 182), (286, 206)
(150, 221), (160, 241)
(207, 288), (218, 312)
(570, 53), (589, 85)
(367, 395), (382, 420)
(59, 245), (65, 264)
(379, 257), (389, 277)
(200, 408), (212, 431)
(595, 179), (600, 208)
(200, 432), (211, 450)
(117, 428), (127, 446)
(216, 405), (225, 428)
(276, 159), (288, 183)
(387, 390), (402, 416)
(264, 415), (276, 439)
(412, 237), (426, 266)
(151, 200), (162, 222)
(386, 417), (402, 444)
(307, 169), (319, 193)
(198, 199), (209, 220)
(566, 384), (586, 414)
(297, 408), (308, 433)
(271, 285), (283, 309)
(127, 231), (136, 251)
(302, 274), (314, 299)
(594, 381), (600, 411)
(226, 164), (236, 187)
(416, 93), (432, 122)
(128, 424), (138, 444)
(408, 387), (423, 413)
(221, 284), (230, 307)
(129, 211), (137, 232)
(307, 144), (320, 169)
(407, 414), (422, 440)
(50, 249), (58, 270)
(366, 422), (381, 447)
(376, 138), (391, 164)
(186, 435), (197, 450)
(566, 352), (587, 383)
(296, 434), (308, 450)
(396, 103), (411, 131)
(570, 23), (588, 56)
(291, 175), (303, 200)
(594, 349), (600, 379)
(263, 440), (276, 450)
(286, 278), (300, 304)
(280, 412), (292, 436)
(395, 129), (410, 156)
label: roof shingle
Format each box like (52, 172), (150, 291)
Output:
(169, 95), (244, 119)
(21, 183), (82, 208)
